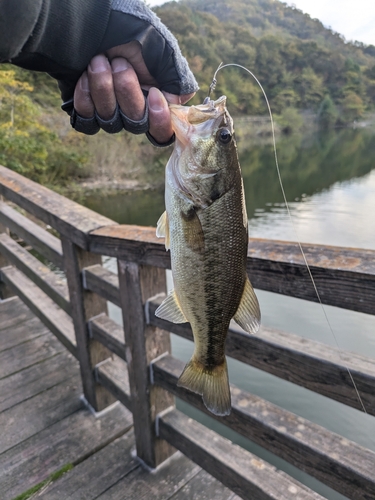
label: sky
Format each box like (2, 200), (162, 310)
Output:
(147, 0), (375, 47)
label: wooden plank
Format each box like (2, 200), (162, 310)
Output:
(159, 409), (325, 500)
(0, 330), (65, 380)
(0, 376), (82, 454)
(0, 402), (132, 500)
(0, 297), (34, 332)
(1, 266), (77, 357)
(95, 356), (132, 411)
(148, 297), (375, 415)
(0, 233), (70, 314)
(0, 202), (64, 268)
(89, 225), (375, 314)
(89, 314), (126, 360)
(83, 264), (121, 306)
(0, 349), (79, 412)
(117, 261), (174, 467)
(153, 355), (375, 500)
(0, 165), (116, 249)
(95, 450), (201, 500)
(171, 469), (239, 500)
(37, 433), (139, 499)
(62, 238), (115, 411)
(89, 225), (170, 268)
(0, 314), (50, 352)
(0, 196), (14, 300)
(247, 238), (375, 315)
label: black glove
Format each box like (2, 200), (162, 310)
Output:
(5, 0), (198, 143)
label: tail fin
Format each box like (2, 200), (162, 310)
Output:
(177, 357), (231, 416)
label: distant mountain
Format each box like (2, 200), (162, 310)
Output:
(155, 0), (375, 119)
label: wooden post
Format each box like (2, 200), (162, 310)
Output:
(118, 260), (175, 468)
(0, 197), (15, 300)
(62, 237), (116, 411)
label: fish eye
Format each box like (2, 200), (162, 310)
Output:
(218, 128), (232, 144)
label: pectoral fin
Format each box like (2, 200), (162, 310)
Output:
(234, 278), (261, 334)
(181, 207), (205, 253)
(156, 211), (170, 250)
(155, 290), (187, 324)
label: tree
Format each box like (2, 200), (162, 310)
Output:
(317, 95), (338, 128)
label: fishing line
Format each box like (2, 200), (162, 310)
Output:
(208, 62), (367, 414)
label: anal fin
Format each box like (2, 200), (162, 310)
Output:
(155, 290), (187, 324)
(233, 278), (261, 334)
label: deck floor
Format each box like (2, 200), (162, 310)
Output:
(0, 297), (237, 500)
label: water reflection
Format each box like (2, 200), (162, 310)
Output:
(84, 125), (375, 500)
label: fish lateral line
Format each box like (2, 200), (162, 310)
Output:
(206, 62), (368, 415)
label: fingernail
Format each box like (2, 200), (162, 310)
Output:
(80, 72), (89, 91)
(163, 91), (181, 105)
(111, 58), (130, 73)
(149, 87), (166, 112)
(89, 55), (110, 73)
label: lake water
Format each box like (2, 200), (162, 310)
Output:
(84, 126), (375, 500)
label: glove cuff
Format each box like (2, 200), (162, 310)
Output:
(110, 0), (198, 95)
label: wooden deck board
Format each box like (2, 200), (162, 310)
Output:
(37, 433), (140, 499)
(95, 452), (201, 500)
(0, 350), (79, 412)
(0, 375), (82, 454)
(0, 298), (238, 500)
(0, 297), (35, 332)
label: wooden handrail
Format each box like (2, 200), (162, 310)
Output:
(1, 164), (375, 498)
(0, 165), (116, 249)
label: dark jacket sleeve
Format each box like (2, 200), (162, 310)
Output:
(0, 0), (111, 81)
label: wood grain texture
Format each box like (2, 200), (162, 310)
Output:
(153, 355), (375, 500)
(0, 265), (77, 357)
(0, 296), (34, 332)
(37, 433), (139, 499)
(247, 238), (375, 314)
(83, 264), (120, 306)
(89, 314), (126, 360)
(62, 238), (114, 411)
(0, 165), (116, 249)
(117, 261), (174, 467)
(95, 450), (200, 500)
(0, 201), (64, 268)
(171, 469), (241, 500)
(95, 355), (132, 411)
(0, 402), (132, 500)
(0, 196), (14, 299)
(148, 296), (375, 415)
(0, 313), (49, 352)
(89, 225), (171, 268)
(0, 350), (79, 412)
(0, 376), (81, 454)
(89, 225), (375, 314)
(159, 409), (325, 500)
(0, 329), (64, 379)
(0, 233), (70, 313)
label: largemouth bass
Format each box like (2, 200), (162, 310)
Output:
(156, 96), (260, 416)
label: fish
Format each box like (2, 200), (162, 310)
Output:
(155, 96), (260, 416)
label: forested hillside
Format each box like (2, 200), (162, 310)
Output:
(156, 0), (375, 118)
(1, 0), (375, 185)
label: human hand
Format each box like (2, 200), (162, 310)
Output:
(73, 42), (195, 146)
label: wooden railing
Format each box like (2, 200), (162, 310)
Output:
(0, 164), (374, 500)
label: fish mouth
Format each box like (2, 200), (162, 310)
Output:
(170, 96), (229, 145)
